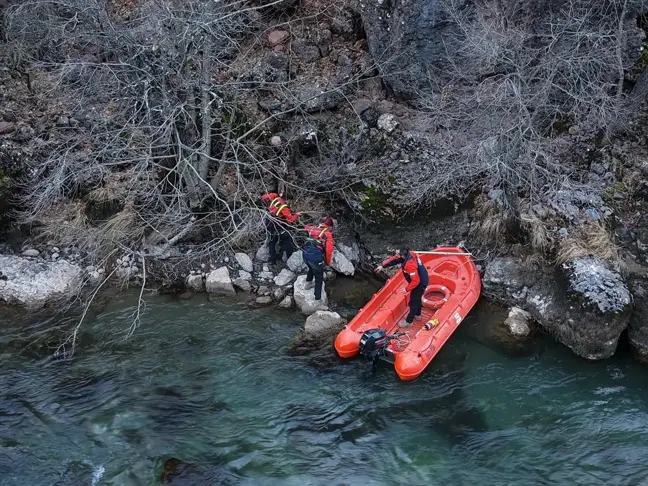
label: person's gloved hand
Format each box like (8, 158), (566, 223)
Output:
(375, 265), (383, 273)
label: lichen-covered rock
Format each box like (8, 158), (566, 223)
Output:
(293, 275), (328, 314)
(483, 256), (632, 360)
(482, 257), (538, 306)
(304, 311), (346, 336)
(0, 255), (83, 309)
(186, 274), (205, 292)
(205, 267), (235, 296)
(331, 249), (355, 276)
(274, 268), (296, 287)
(234, 253), (254, 273)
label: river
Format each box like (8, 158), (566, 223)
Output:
(1, 281), (648, 485)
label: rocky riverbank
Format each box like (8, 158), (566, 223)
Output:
(3, 221), (648, 366)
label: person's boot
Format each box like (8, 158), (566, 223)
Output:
(398, 320), (413, 328)
(304, 280), (315, 290)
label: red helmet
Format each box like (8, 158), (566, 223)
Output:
(321, 216), (334, 228)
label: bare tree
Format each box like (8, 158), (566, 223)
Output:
(413, 0), (643, 222)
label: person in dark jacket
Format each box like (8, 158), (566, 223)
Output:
(302, 216), (335, 301)
(260, 192), (300, 265)
(375, 247), (429, 327)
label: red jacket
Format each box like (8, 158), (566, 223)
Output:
(382, 250), (425, 291)
(261, 192), (299, 224)
(305, 224), (334, 266)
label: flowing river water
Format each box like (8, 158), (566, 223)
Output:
(1, 278), (648, 485)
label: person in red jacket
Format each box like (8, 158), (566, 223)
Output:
(302, 216), (335, 301)
(260, 192), (300, 265)
(375, 247), (429, 327)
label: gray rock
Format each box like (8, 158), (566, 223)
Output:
(274, 268), (296, 287)
(287, 251), (307, 273)
(256, 296), (273, 305)
(232, 278), (252, 292)
(258, 98), (282, 113)
(278, 295), (294, 309)
(235, 252), (254, 273)
(299, 87), (343, 113)
(268, 29), (289, 46)
(256, 244), (271, 262)
(352, 98), (373, 116)
(503, 307), (532, 339)
(259, 271), (274, 280)
(331, 249), (355, 276)
(186, 274), (205, 292)
(238, 270), (252, 281)
(483, 256), (632, 360)
(0, 121), (16, 135)
(205, 267), (236, 296)
(0, 255), (83, 309)
(304, 311), (346, 336)
(293, 275), (328, 315)
(273, 287), (287, 301)
(257, 285), (271, 296)
(337, 243), (360, 263)
(377, 113), (399, 132)
(51, 252), (60, 260)
(21, 249), (40, 257)
(292, 40), (321, 63)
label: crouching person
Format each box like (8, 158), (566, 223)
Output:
(302, 217), (334, 301)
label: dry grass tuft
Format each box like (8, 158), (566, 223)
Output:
(475, 197), (506, 243)
(520, 211), (554, 254)
(556, 221), (618, 264)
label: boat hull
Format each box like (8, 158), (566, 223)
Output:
(334, 246), (481, 380)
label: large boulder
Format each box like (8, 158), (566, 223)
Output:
(483, 256), (632, 360)
(304, 311), (346, 336)
(338, 243), (360, 263)
(0, 255), (83, 309)
(287, 250), (307, 273)
(234, 252), (254, 273)
(274, 268), (296, 287)
(330, 249), (355, 276)
(205, 267), (236, 296)
(293, 275), (328, 314)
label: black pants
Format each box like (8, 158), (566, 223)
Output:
(267, 220), (295, 264)
(305, 260), (325, 300)
(406, 286), (425, 323)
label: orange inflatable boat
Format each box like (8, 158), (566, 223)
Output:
(334, 246), (481, 381)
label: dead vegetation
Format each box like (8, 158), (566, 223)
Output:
(556, 221), (619, 264)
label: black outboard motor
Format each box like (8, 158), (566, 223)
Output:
(359, 329), (391, 374)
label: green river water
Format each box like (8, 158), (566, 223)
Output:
(1, 280), (648, 485)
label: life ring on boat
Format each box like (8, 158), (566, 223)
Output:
(421, 284), (450, 310)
